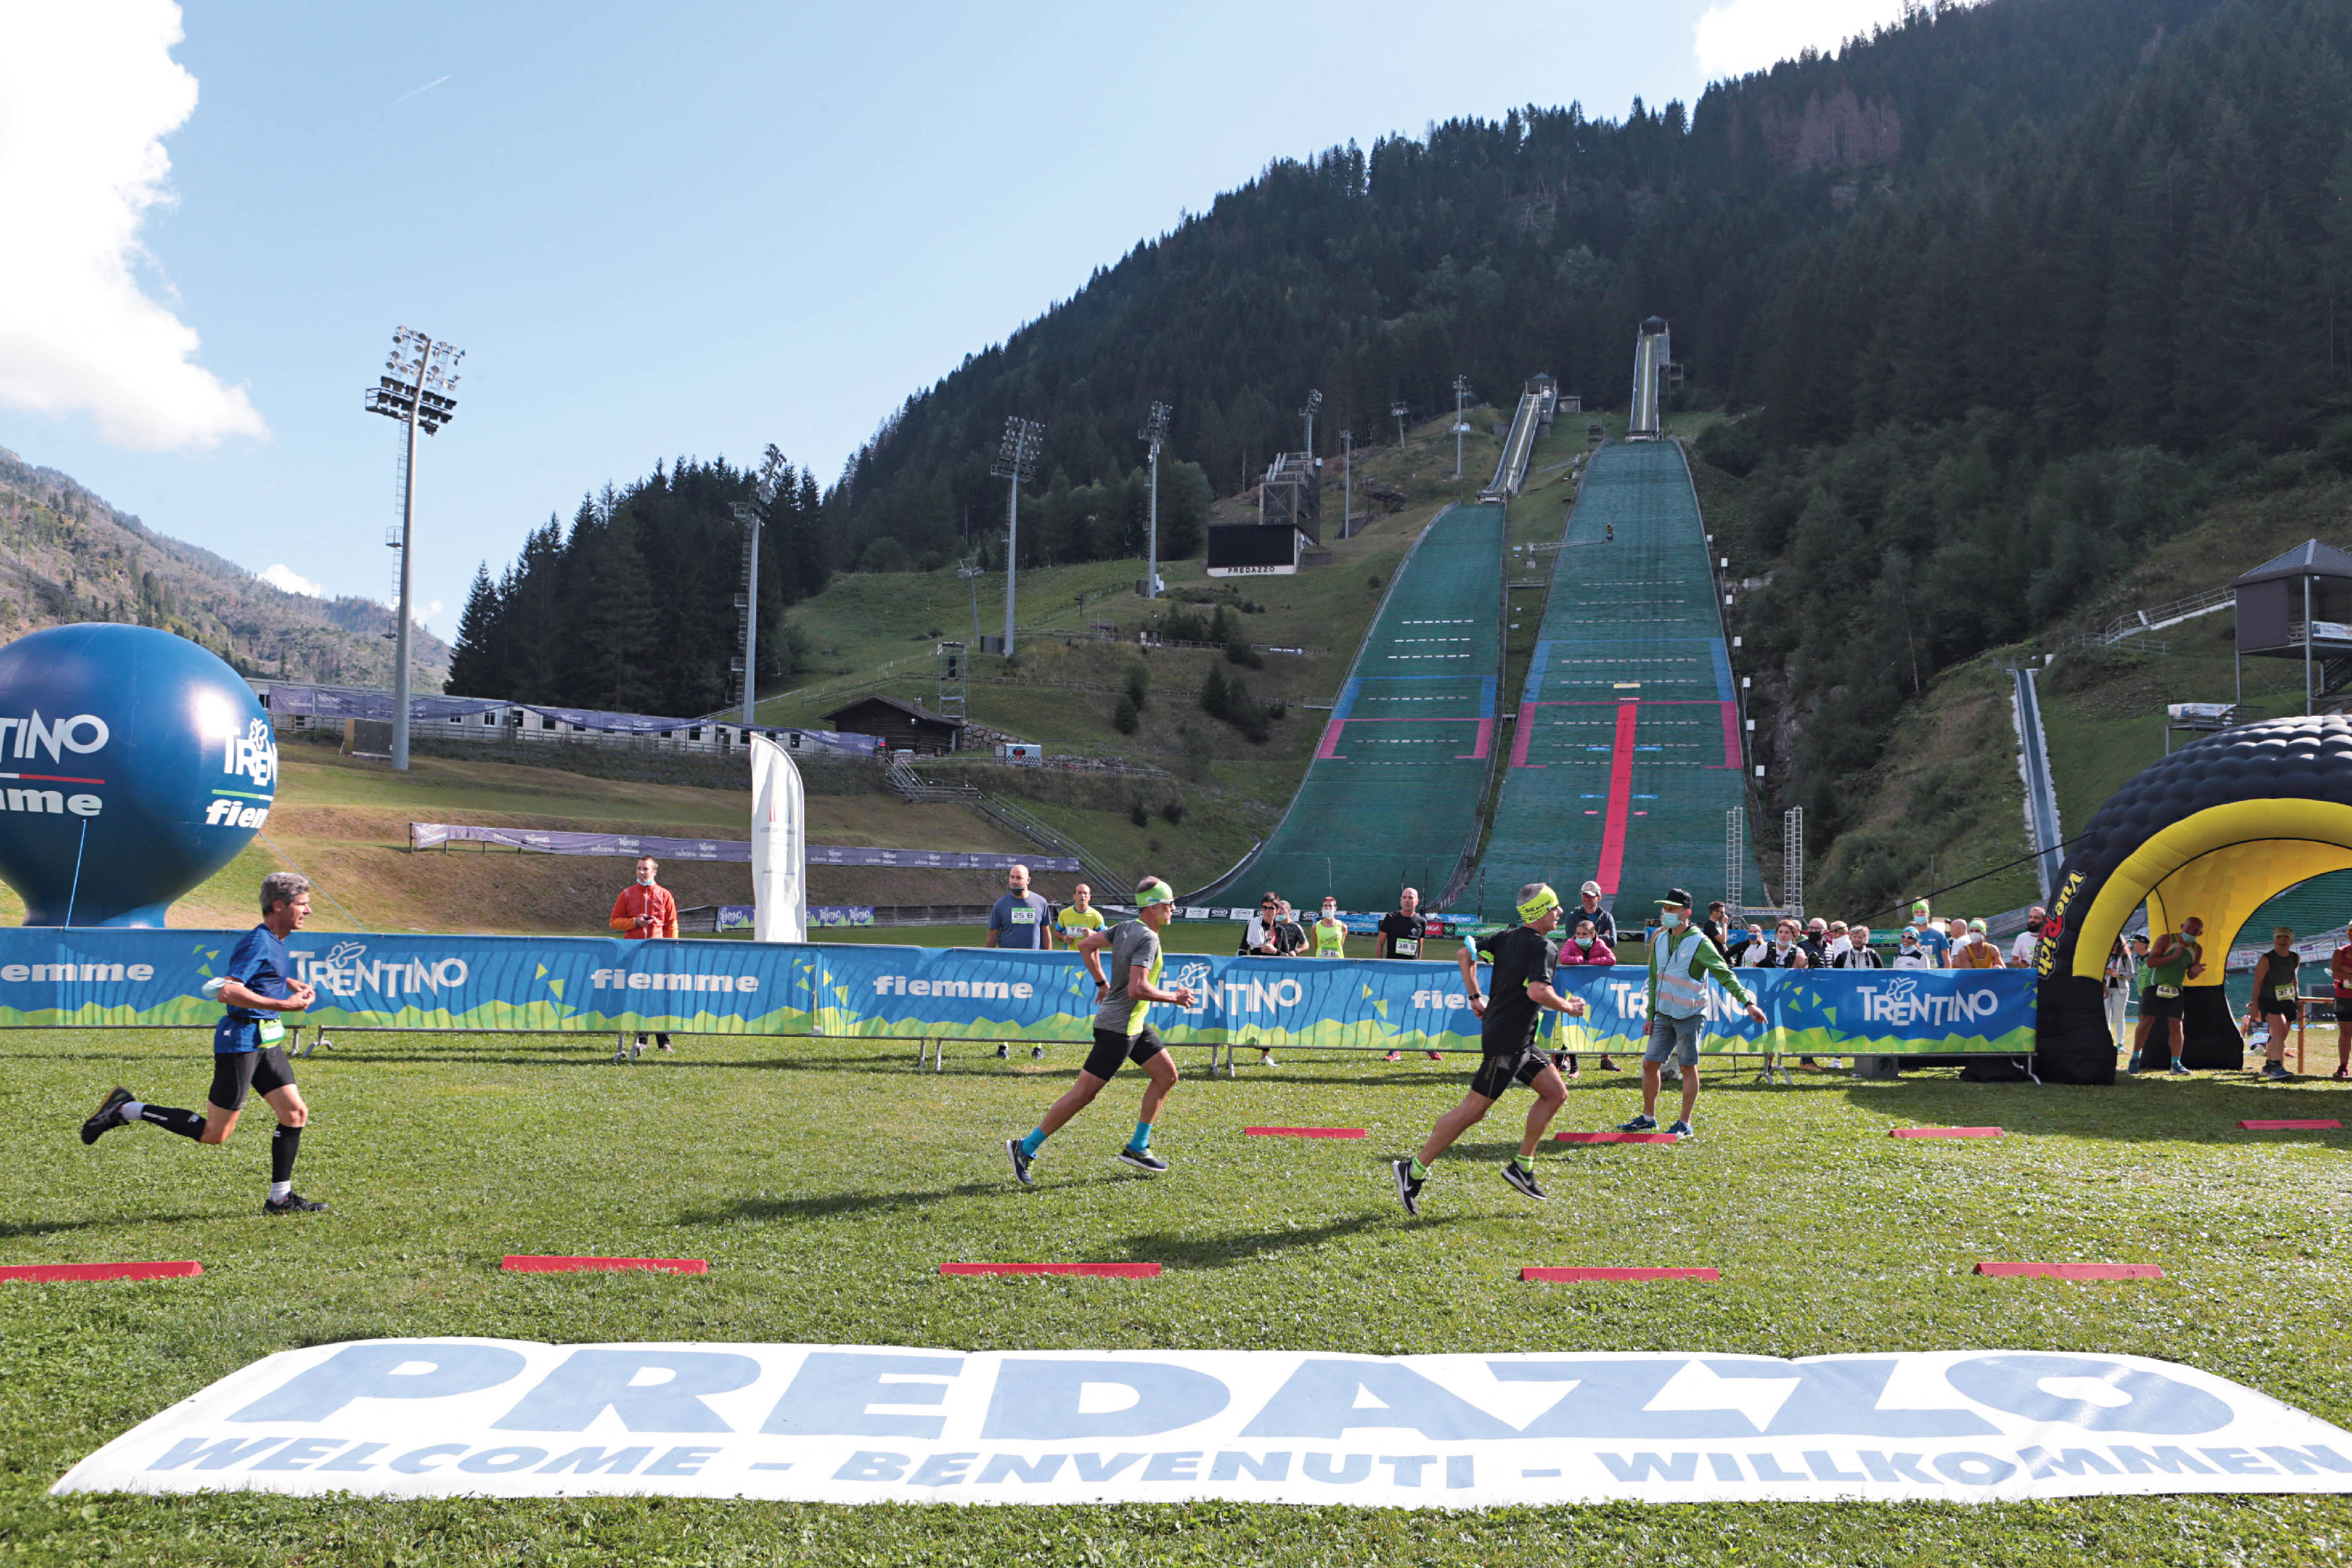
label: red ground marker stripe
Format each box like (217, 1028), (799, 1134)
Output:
(1974, 1262), (2163, 1280)
(0, 1260), (201, 1283)
(2238, 1118), (2341, 1130)
(1522, 1266), (1718, 1282)
(1593, 701), (1638, 895)
(501, 1256), (708, 1275)
(1555, 1130), (1681, 1144)
(940, 1262), (1161, 1278)
(1719, 701), (1742, 769)
(1891, 1127), (2004, 1139)
(1509, 701), (1538, 768)
(1245, 1126), (1367, 1139)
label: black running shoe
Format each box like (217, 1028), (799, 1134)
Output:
(1007, 1137), (1035, 1187)
(1500, 1161), (1547, 1201)
(995, 1043), (1010, 1059)
(82, 1086), (134, 1146)
(264, 1192), (328, 1214)
(1392, 1158), (1425, 1215)
(1116, 1146), (1170, 1175)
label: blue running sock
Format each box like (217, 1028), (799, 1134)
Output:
(1019, 1127), (1048, 1157)
(1129, 1120), (1153, 1151)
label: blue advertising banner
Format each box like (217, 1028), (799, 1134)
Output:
(0, 930), (2032, 1055)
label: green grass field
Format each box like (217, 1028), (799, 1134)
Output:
(6, 1029), (2351, 1564)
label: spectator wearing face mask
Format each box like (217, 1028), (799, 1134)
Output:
(1548, 916), (1617, 1078)
(1892, 928), (1935, 969)
(1799, 918), (1832, 967)
(1952, 918), (2005, 970)
(2010, 907), (2047, 968)
(1907, 901), (1949, 964)
(1732, 922), (1767, 964)
(1755, 920), (1810, 969)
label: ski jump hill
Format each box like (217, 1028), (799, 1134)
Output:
(1196, 502), (1505, 912)
(1470, 438), (1744, 922)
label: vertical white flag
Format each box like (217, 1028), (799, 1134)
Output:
(749, 734), (806, 944)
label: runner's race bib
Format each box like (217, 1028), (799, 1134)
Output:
(1393, 938), (1420, 958)
(2275, 983), (2298, 1001)
(256, 1017), (285, 1044)
(2156, 984), (2181, 998)
(1010, 908), (1038, 924)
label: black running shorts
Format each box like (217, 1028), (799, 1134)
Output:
(2139, 988), (2184, 1020)
(207, 1046), (294, 1113)
(1468, 1042), (1549, 1101)
(2335, 1000), (2352, 1025)
(1082, 1024), (1166, 1081)
(2258, 1000), (2301, 1025)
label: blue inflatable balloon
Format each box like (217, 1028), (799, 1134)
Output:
(0, 624), (276, 926)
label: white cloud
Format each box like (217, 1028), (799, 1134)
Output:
(0, 1), (267, 451)
(1693, 0), (1921, 82)
(259, 563), (326, 597)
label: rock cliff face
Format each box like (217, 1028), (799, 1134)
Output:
(1729, 87), (1903, 173)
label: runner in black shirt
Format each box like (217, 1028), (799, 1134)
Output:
(1377, 887), (1441, 1063)
(1392, 882), (1588, 1213)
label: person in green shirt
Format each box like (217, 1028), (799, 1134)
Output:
(1313, 896), (1347, 957)
(1618, 887), (1768, 1139)
(2132, 915), (2204, 1075)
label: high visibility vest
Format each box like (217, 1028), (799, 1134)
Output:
(1654, 928), (1711, 1019)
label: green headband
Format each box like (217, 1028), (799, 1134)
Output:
(1517, 885), (1561, 924)
(1136, 884), (1173, 909)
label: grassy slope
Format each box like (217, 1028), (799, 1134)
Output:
(3, 1039), (2349, 1564)
(742, 414), (1516, 893)
(1687, 447), (2352, 924)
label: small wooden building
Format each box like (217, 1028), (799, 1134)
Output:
(823, 694), (965, 756)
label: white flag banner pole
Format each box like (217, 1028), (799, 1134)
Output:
(749, 735), (805, 945)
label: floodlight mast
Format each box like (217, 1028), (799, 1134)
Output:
(362, 326), (463, 771)
(731, 446), (791, 726)
(1341, 428), (1353, 538)
(1299, 389), (1321, 457)
(1390, 400), (1409, 450)
(1452, 375), (1472, 480)
(1139, 401), (1171, 600)
(989, 416), (1043, 657)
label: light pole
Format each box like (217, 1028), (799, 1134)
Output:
(1390, 400), (1409, 450)
(1299, 388), (1321, 458)
(1138, 401), (1170, 599)
(990, 415), (1043, 658)
(731, 445), (790, 727)
(1451, 374), (1472, 481)
(1341, 428), (1353, 538)
(362, 326), (463, 771)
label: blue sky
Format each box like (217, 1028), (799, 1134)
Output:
(0, 0), (1909, 639)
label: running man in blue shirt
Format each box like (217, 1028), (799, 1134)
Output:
(81, 871), (328, 1213)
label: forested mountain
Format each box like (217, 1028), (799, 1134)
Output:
(443, 450), (827, 716)
(799, 0), (2352, 897)
(0, 444), (451, 687)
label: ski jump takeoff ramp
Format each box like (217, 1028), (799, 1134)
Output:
(1474, 441), (1743, 922)
(1206, 504), (1505, 912)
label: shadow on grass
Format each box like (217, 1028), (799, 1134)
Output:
(1831, 1073), (2351, 1146)
(675, 1176), (1130, 1227)
(0, 1211), (214, 1239)
(1113, 1211), (1447, 1270)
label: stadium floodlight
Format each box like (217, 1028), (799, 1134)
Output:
(1138, 401), (1172, 600)
(729, 446), (792, 726)
(1340, 428), (1353, 538)
(1390, 400), (1409, 450)
(1451, 375), (1472, 480)
(362, 326), (464, 771)
(1299, 388), (1321, 457)
(989, 415), (1044, 656)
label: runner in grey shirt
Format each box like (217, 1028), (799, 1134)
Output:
(1006, 876), (1199, 1184)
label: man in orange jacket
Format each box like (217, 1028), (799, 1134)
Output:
(611, 855), (680, 1052)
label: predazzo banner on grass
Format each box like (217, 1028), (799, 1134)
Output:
(54, 1340), (2352, 1505)
(0, 930), (2033, 1056)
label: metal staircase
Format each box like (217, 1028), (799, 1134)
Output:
(884, 759), (1131, 900)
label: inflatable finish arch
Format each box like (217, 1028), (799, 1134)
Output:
(2037, 714), (2352, 1081)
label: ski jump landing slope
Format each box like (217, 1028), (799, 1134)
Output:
(1474, 441), (1743, 921)
(1208, 503), (1505, 912)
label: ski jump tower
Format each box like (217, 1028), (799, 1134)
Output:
(1627, 316), (1670, 440)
